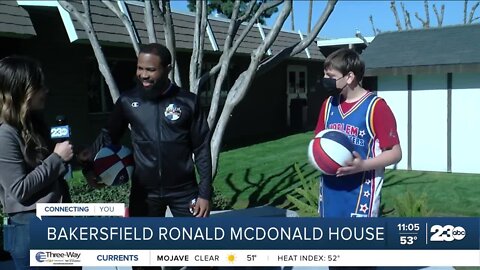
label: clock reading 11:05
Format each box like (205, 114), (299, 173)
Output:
(397, 223), (420, 231)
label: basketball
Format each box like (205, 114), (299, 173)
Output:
(308, 129), (354, 175)
(93, 145), (134, 186)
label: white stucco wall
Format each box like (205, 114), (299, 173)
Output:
(411, 75), (448, 172)
(451, 73), (480, 174)
(377, 75), (409, 170)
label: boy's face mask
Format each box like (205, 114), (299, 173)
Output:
(321, 75), (347, 96)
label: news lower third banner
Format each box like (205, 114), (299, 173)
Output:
(28, 204), (479, 267)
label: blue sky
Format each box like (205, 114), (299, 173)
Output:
(170, 1), (475, 38)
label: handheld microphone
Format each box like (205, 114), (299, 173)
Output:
(50, 115), (72, 180)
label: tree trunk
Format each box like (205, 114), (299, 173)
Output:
(290, 2), (295, 31)
(58, 0), (120, 102)
(207, 0), (278, 128)
(156, 0), (182, 86)
(210, 0), (339, 175)
(144, 0), (157, 43)
(189, 0), (207, 94)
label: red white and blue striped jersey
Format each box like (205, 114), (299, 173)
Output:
(318, 92), (391, 217)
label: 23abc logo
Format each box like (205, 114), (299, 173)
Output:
(50, 126), (70, 139)
(430, 225), (466, 242)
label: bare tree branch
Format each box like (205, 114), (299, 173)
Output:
(413, 0), (430, 29)
(291, 0), (337, 56)
(472, 16), (480, 22)
(208, 0), (285, 126)
(391, 0), (403, 31)
(356, 30), (369, 45)
(144, 0), (157, 42)
(102, 0), (140, 55)
(238, 0), (256, 22)
(224, 0), (242, 50)
(424, 0), (430, 28)
(155, 0), (181, 86)
(432, 3), (444, 27)
(369, 15), (377, 35)
(464, 0), (468, 24)
(83, 0), (90, 18)
(415, 0), (430, 29)
(205, 0), (283, 99)
(469, 2), (480, 23)
(401, 2), (413, 30)
(211, 0), (295, 174)
(197, 0), (208, 89)
(229, 1), (284, 59)
(256, 0), (337, 76)
(290, 2), (295, 31)
(308, 0), (313, 33)
(207, 0), (243, 126)
(64, 0), (340, 178)
(191, 1), (246, 98)
(415, 12), (427, 28)
(189, 0), (204, 92)
(195, 63), (221, 94)
(58, 0), (120, 102)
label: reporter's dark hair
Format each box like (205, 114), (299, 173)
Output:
(0, 56), (49, 166)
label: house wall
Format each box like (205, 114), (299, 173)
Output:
(451, 73), (480, 174)
(377, 76), (409, 170)
(375, 71), (480, 174)
(411, 74), (448, 172)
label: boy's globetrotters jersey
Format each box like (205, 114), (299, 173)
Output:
(315, 92), (399, 217)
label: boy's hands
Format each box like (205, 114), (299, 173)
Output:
(336, 151), (365, 177)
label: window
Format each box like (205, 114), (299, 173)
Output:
(87, 59), (137, 114)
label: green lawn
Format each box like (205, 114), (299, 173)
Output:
(66, 131), (480, 216)
(214, 132), (480, 217)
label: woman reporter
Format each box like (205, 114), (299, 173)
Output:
(0, 56), (73, 270)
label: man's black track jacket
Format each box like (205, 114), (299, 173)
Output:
(89, 84), (213, 200)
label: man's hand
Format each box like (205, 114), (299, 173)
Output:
(336, 151), (365, 177)
(77, 148), (92, 165)
(193, 198), (210, 217)
(83, 169), (105, 189)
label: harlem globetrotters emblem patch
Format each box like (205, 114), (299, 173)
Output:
(164, 103), (182, 121)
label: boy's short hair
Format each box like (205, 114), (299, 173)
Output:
(139, 43), (172, 67)
(324, 48), (365, 82)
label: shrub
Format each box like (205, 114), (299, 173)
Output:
(393, 190), (433, 217)
(286, 163), (319, 217)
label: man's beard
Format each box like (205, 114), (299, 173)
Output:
(136, 78), (169, 100)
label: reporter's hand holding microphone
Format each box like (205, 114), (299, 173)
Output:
(54, 140), (74, 162)
(51, 115), (74, 179)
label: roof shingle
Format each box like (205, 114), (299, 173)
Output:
(362, 24), (480, 69)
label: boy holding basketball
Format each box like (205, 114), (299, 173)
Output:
(315, 48), (402, 218)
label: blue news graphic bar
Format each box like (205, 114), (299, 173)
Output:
(30, 217), (479, 250)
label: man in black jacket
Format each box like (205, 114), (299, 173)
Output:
(79, 43), (212, 218)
